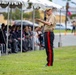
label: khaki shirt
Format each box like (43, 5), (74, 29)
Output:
(72, 22), (76, 26)
(44, 14), (56, 32)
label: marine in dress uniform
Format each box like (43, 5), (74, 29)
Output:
(36, 8), (56, 66)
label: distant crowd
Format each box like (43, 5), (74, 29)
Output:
(0, 23), (44, 54)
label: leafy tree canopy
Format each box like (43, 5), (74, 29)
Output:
(2, 8), (41, 21)
(49, 0), (52, 1)
(70, 14), (76, 19)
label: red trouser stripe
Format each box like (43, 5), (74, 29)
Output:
(47, 32), (52, 66)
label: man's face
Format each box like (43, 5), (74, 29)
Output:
(46, 9), (52, 16)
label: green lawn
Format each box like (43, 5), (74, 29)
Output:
(0, 46), (76, 75)
(54, 30), (72, 33)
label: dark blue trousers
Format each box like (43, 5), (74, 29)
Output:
(44, 32), (54, 66)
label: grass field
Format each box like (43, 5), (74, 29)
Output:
(0, 46), (76, 75)
(54, 30), (71, 33)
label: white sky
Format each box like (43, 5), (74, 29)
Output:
(53, 0), (76, 7)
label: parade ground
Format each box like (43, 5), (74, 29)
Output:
(0, 46), (76, 75)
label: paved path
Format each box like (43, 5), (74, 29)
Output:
(54, 33), (76, 48)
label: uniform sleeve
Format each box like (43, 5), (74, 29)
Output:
(49, 15), (56, 26)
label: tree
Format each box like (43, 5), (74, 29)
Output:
(12, 8), (21, 20)
(62, 0), (71, 31)
(70, 14), (76, 19)
(23, 13), (31, 19)
(2, 12), (8, 20)
(49, 0), (52, 1)
(3, 8), (21, 20)
(3, 8), (41, 21)
(23, 10), (40, 21)
(66, 2), (69, 21)
(35, 10), (40, 19)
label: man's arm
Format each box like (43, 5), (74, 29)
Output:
(36, 19), (52, 26)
